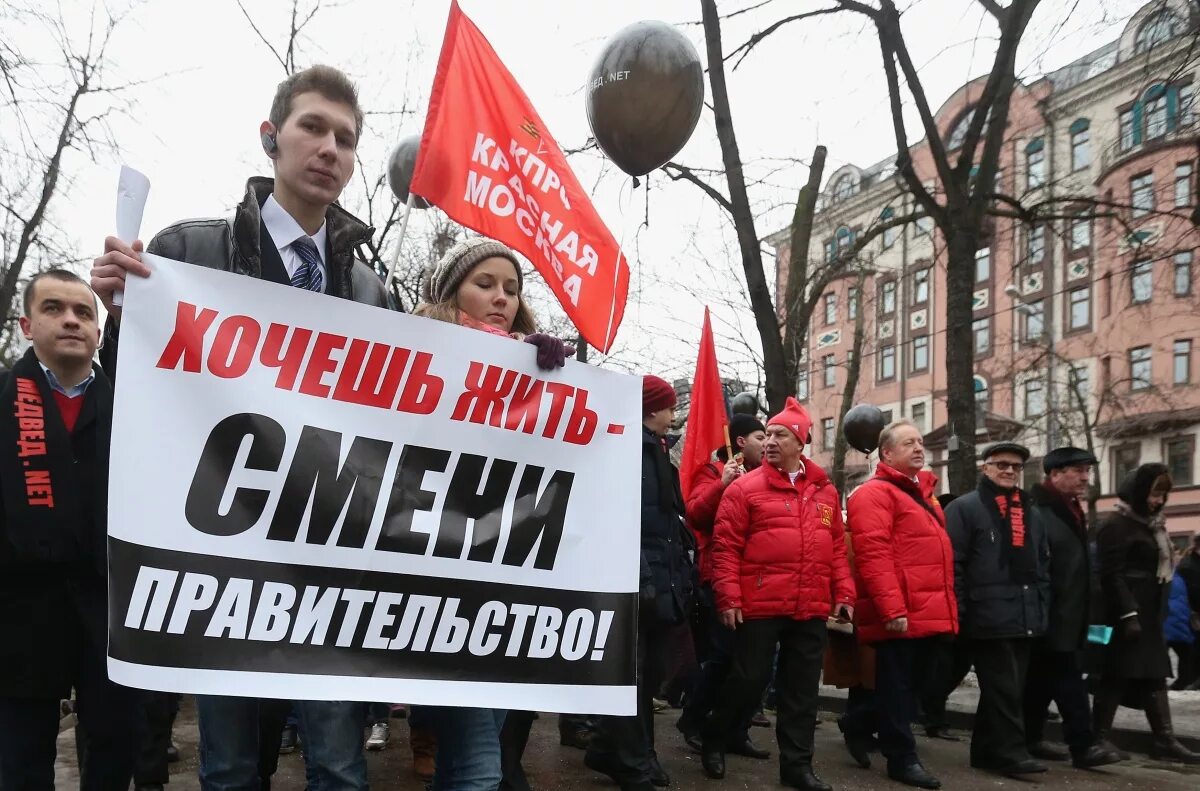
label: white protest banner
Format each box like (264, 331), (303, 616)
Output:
(107, 257), (640, 714)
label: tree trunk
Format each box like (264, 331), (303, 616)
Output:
(782, 146), (828, 396)
(831, 271), (867, 493)
(943, 225), (981, 494)
(699, 0), (788, 412)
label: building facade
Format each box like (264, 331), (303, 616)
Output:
(769, 0), (1200, 537)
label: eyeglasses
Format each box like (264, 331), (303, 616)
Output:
(985, 461), (1022, 472)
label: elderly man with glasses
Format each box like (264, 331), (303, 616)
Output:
(944, 442), (1051, 778)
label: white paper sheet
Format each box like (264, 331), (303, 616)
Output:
(112, 165), (150, 307)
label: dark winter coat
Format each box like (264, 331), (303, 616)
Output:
(847, 464), (958, 644)
(100, 177), (386, 373)
(1165, 575), (1195, 646)
(0, 359), (112, 699)
(1178, 551), (1200, 613)
(711, 458), (855, 620)
(945, 480), (1051, 640)
(641, 429), (693, 625)
(1028, 482), (1092, 653)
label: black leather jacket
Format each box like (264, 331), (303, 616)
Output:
(101, 177), (386, 371)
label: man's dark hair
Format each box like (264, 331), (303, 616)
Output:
(23, 269), (95, 316)
(269, 65), (364, 143)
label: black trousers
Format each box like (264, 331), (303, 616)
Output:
(838, 685), (877, 740)
(587, 616), (670, 784)
(134, 692), (180, 785)
(874, 637), (939, 770)
(678, 584), (752, 742)
(919, 636), (971, 731)
(0, 658), (141, 791)
(1023, 647), (1092, 754)
(970, 638), (1033, 768)
(704, 617), (827, 775)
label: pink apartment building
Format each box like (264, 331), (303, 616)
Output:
(768, 0), (1200, 538)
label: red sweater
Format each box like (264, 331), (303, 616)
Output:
(52, 390), (83, 432)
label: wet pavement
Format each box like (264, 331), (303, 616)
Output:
(53, 698), (1200, 790)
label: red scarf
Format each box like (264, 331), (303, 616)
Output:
(994, 489), (1026, 548)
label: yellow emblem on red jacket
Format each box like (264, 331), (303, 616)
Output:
(817, 503), (834, 526)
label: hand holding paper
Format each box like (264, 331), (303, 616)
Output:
(109, 166), (150, 308)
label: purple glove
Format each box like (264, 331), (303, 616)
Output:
(524, 333), (575, 370)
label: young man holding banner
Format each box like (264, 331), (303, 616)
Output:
(90, 65), (382, 791)
(0, 271), (140, 790)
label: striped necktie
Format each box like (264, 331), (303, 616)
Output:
(290, 236), (325, 293)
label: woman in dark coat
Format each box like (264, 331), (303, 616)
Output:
(1092, 464), (1200, 763)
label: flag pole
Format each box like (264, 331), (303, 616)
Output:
(723, 424), (734, 461)
(385, 191), (417, 292)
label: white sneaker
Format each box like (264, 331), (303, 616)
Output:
(366, 721), (390, 751)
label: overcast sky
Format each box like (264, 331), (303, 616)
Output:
(39, 0), (1153, 383)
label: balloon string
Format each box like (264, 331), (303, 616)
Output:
(599, 177), (638, 353)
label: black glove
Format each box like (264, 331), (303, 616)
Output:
(524, 333), (575, 370)
(639, 584), (657, 605)
(1120, 616), (1142, 642)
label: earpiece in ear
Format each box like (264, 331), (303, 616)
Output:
(261, 132), (278, 156)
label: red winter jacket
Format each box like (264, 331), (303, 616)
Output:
(847, 464), (958, 644)
(686, 461), (724, 583)
(711, 459), (855, 620)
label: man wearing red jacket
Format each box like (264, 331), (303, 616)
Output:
(677, 414), (768, 757)
(847, 420), (957, 790)
(701, 398), (854, 791)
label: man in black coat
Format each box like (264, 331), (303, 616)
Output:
(585, 375), (693, 791)
(1023, 448), (1123, 769)
(0, 270), (140, 790)
(945, 441), (1050, 778)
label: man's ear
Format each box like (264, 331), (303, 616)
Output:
(18, 315), (32, 340)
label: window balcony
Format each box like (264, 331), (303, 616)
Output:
(1101, 125), (1200, 175)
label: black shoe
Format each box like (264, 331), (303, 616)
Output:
(997, 759), (1048, 777)
(727, 737), (770, 759)
(1072, 744), (1123, 769)
(780, 766), (832, 791)
(559, 726), (592, 750)
(923, 726), (960, 742)
(840, 730), (871, 769)
(1028, 741), (1069, 761)
(166, 741), (180, 763)
(676, 718), (703, 753)
(648, 754), (670, 787)
(887, 763), (942, 789)
(279, 724), (298, 754)
(135, 785), (164, 791)
(700, 749), (725, 779)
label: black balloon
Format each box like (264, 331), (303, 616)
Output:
(586, 20), (704, 177)
(386, 135), (431, 209)
(730, 392), (759, 416)
(843, 404), (886, 454)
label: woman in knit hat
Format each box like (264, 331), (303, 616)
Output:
(411, 235), (572, 790)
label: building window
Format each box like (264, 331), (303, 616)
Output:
(1174, 339), (1192, 384)
(1070, 119), (1090, 170)
(911, 335), (929, 372)
(1176, 163), (1194, 207)
(1164, 436), (1194, 486)
(822, 417), (836, 450)
(973, 317), (991, 355)
(912, 267), (930, 304)
(848, 287), (859, 320)
(1176, 251), (1193, 295)
(824, 292), (837, 324)
(1067, 286), (1091, 331)
(1120, 108), (1136, 151)
(1024, 378), (1046, 417)
(1027, 225), (1044, 265)
(1134, 9), (1181, 55)
(1131, 259), (1153, 303)
(1070, 216), (1091, 252)
(880, 206), (898, 249)
(911, 402), (927, 432)
(880, 280), (896, 315)
(974, 377), (989, 422)
(835, 226), (853, 257)
(1129, 345), (1152, 391)
(975, 247), (991, 283)
(1131, 172), (1155, 218)
(879, 345), (895, 380)
(1146, 91), (1169, 140)
(914, 215), (933, 238)
(1112, 444), (1142, 492)
(1022, 299), (1045, 341)
(1121, 83), (1197, 151)
(823, 354), (836, 388)
(832, 174), (857, 201)
(797, 368), (809, 400)
(1068, 363), (1090, 408)
(1182, 84), (1197, 127)
(1026, 138), (1045, 189)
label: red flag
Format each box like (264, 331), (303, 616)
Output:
(679, 308), (728, 500)
(411, 1), (629, 352)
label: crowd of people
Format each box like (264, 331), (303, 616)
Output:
(2, 63), (1199, 791)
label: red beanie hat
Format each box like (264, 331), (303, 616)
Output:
(643, 375), (677, 416)
(768, 397), (813, 445)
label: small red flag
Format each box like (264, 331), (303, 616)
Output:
(679, 308), (728, 500)
(410, 1), (629, 352)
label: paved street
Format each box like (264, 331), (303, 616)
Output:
(54, 698), (1200, 790)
